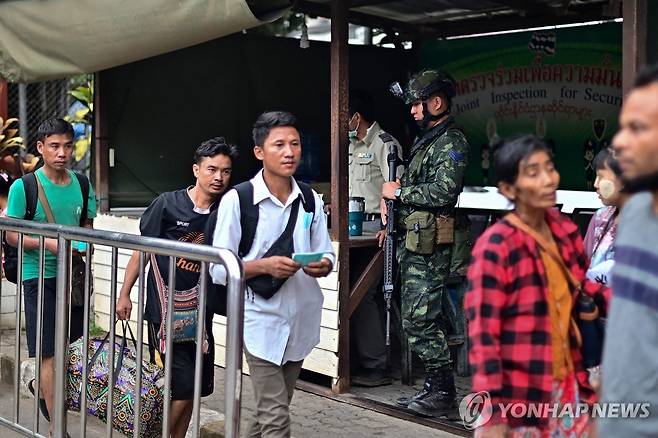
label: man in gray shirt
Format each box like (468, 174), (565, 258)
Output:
(600, 64), (658, 436)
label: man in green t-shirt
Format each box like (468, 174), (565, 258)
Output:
(6, 118), (97, 432)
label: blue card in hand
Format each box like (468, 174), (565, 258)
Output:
(292, 252), (324, 266)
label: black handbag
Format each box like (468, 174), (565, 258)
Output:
(246, 198), (301, 299)
(574, 292), (606, 368)
(70, 254), (92, 307)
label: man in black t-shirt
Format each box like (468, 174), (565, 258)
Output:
(116, 137), (237, 438)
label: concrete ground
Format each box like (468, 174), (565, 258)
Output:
(208, 369), (466, 438)
(0, 328), (465, 438)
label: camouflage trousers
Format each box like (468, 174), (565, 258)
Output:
(397, 244), (452, 374)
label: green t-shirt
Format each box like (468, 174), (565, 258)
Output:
(5, 168), (97, 280)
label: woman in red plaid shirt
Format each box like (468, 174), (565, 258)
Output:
(466, 136), (609, 437)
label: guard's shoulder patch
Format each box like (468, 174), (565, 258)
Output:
(449, 149), (465, 162)
(379, 132), (394, 143)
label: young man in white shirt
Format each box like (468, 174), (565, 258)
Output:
(210, 111), (334, 437)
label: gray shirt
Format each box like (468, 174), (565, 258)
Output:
(599, 192), (658, 436)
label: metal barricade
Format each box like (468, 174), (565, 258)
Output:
(0, 217), (245, 438)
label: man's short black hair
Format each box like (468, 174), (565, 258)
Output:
(634, 64), (658, 89)
(36, 118), (74, 143)
(194, 137), (238, 164)
(252, 111), (300, 146)
(494, 135), (552, 186)
(349, 90), (375, 122)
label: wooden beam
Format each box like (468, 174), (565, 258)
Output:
(622, 0), (647, 95)
(0, 79), (7, 121)
(347, 251), (383, 318)
(93, 73), (110, 213)
(330, 0), (351, 395)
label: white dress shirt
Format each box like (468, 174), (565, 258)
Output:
(210, 170), (335, 365)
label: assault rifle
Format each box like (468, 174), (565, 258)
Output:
(381, 134), (397, 348)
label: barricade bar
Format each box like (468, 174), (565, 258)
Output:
(133, 252), (146, 438)
(13, 233), (24, 425)
(33, 237), (46, 435)
(162, 256), (176, 438)
(53, 236), (71, 438)
(192, 263), (209, 437)
(0, 217), (245, 438)
(79, 242), (92, 438)
(0, 217), (232, 263)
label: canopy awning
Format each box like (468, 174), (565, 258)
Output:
(0, 0), (290, 82)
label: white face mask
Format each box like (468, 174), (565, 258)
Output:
(348, 114), (359, 140)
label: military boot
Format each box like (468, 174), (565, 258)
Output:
(395, 383), (430, 407)
(407, 370), (456, 417)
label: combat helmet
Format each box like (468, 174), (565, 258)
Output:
(390, 69), (456, 132)
(404, 69), (456, 105)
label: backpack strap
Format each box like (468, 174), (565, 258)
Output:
(235, 181), (259, 258)
(73, 172), (90, 226)
(21, 172), (90, 226)
(21, 173), (38, 221)
(297, 181), (316, 236)
(236, 180), (316, 257)
(296, 181), (315, 215)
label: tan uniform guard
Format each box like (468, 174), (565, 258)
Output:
(349, 121), (403, 215)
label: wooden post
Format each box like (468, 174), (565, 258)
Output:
(93, 73), (110, 212)
(622, 0), (647, 95)
(330, 0), (351, 394)
(0, 79), (7, 120)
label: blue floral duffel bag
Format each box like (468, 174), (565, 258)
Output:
(66, 322), (165, 438)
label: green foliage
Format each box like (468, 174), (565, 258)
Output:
(65, 78), (93, 163)
(89, 317), (106, 338)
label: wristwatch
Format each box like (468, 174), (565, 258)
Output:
(394, 187), (402, 199)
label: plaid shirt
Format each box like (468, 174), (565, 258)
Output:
(465, 208), (610, 428)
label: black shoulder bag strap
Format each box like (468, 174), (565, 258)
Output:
(235, 181), (259, 258)
(246, 197), (302, 300)
(22, 173), (38, 221)
(73, 172), (90, 226)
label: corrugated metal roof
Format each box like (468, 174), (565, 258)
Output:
(295, 0), (620, 37)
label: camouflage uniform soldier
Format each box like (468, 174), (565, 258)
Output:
(383, 69), (470, 417)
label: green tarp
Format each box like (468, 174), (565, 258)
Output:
(0, 0), (284, 82)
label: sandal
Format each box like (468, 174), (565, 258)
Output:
(28, 379), (50, 422)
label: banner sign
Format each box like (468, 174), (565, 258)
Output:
(421, 22), (622, 190)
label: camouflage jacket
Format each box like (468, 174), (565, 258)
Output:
(396, 116), (470, 229)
